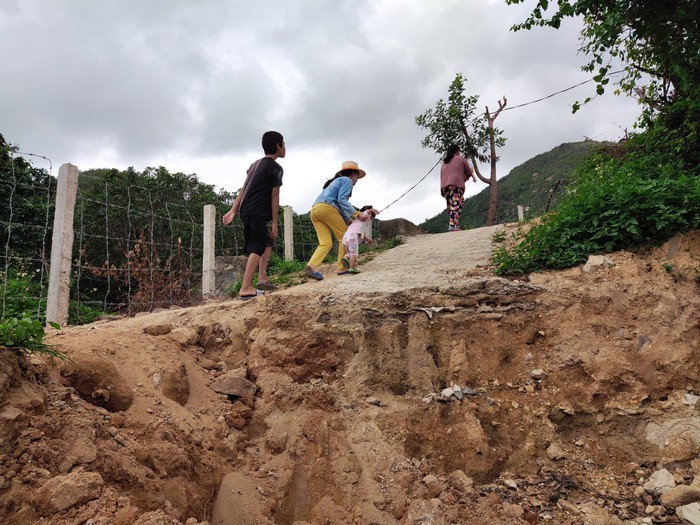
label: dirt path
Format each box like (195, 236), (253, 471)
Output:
(282, 224), (504, 296)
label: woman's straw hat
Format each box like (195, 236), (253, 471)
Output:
(336, 160), (366, 178)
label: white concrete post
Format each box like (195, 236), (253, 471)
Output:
(46, 163), (80, 327)
(517, 205), (525, 222)
(202, 204), (216, 296)
(283, 205), (294, 261)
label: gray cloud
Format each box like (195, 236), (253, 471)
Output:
(1, 0), (640, 222)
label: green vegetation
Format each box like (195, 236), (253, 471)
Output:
(489, 0), (700, 275)
(0, 313), (66, 360)
(421, 141), (602, 232)
(493, 132), (700, 275)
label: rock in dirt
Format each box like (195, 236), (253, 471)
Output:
(32, 469), (104, 515)
(62, 353), (134, 412)
(546, 443), (566, 460)
(211, 472), (273, 525)
(676, 502), (700, 525)
(530, 369), (547, 380)
(423, 474), (443, 497)
(447, 470), (474, 494)
(645, 417), (700, 461)
(661, 484), (700, 507)
(169, 327), (200, 346)
(142, 323), (173, 336)
(582, 254), (614, 273)
(161, 364), (190, 405)
(644, 468), (676, 495)
(211, 373), (257, 404)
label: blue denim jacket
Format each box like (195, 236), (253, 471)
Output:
(313, 176), (356, 223)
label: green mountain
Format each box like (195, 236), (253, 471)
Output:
(420, 140), (612, 232)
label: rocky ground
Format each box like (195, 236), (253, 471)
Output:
(0, 227), (699, 525)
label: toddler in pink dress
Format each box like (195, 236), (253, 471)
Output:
(339, 205), (379, 274)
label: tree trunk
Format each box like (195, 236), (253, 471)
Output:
(484, 98), (506, 226)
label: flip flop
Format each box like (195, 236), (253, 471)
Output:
(347, 268), (360, 274)
(257, 281), (277, 291)
(337, 270), (349, 275)
(341, 256), (350, 269)
(304, 269), (324, 280)
(239, 289), (265, 300)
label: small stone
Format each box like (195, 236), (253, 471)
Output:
(530, 369), (547, 380)
(423, 474), (443, 497)
(546, 443), (566, 460)
(365, 397), (382, 407)
(644, 469), (676, 495)
(582, 255), (614, 273)
(574, 439), (584, 447)
(447, 470), (474, 494)
(660, 485), (700, 507)
(504, 479), (518, 490)
(676, 502), (700, 524)
(441, 387), (455, 398)
(558, 499), (580, 515)
(683, 393), (700, 406)
(634, 486), (646, 497)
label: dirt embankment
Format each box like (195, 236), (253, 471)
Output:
(1, 228), (699, 525)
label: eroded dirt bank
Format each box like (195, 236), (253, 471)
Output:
(1, 229), (699, 524)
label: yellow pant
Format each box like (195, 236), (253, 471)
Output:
(308, 203), (348, 270)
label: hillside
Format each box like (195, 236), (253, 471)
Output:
(0, 227), (699, 524)
(420, 141), (612, 233)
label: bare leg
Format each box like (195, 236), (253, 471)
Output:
(348, 254), (358, 269)
(240, 253), (261, 296)
(258, 246), (272, 283)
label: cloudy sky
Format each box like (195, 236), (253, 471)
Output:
(1, 0), (640, 224)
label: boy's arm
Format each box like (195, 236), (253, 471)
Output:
(269, 186), (280, 239)
(222, 189), (244, 225)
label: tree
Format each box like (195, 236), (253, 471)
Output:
(506, 0), (700, 168)
(0, 133), (55, 266)
(415, 74), (507, 226)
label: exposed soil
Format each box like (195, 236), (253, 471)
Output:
(1, 227), (699, 525)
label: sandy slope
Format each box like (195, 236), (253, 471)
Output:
(0, 227), (699, 525)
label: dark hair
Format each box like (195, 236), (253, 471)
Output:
(262, 131), (284, 154)
(444, 144), (460, 164)
(322, 169), (359, 189)
(360, 205), (376, 218)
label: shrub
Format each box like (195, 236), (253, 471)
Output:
(0, 312), (67, 360)
(493, 133), (700, 275)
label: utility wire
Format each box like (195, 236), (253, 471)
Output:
(379, 158), (441, 213)
(502, 69), (624, 112)
(380, 70), (625, 213)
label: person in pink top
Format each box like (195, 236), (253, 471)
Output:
(440, 144), (476, 231)
(339, 205), (379, 274)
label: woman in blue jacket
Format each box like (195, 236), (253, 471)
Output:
(305, 160), (366, 280)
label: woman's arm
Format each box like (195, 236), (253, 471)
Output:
(335, 178), (358, 223)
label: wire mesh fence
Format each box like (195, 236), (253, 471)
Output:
(1, 149), (400, 324)
(0, 152), (55, 321)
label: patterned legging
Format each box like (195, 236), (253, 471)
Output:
(441, 185), (464, 229)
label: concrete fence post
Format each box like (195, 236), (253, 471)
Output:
(283, 205), (294, 261)
(517, 205), (525, 222)
(46, 163), (79, 327)
(202, 204), (216, 297)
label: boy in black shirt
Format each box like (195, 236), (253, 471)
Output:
(222, 131), (285, 299)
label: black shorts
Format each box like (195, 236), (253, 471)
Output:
(241, 215), (275, 256)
